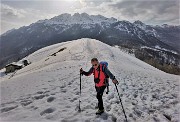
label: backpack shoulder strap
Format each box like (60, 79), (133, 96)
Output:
(102, 64), (106, 72)
(93, 67), (95, 79)
(101, 64), (109, 78)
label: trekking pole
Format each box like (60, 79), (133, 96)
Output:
(115, 84), (128, 122)
(78, 73), (82, 112)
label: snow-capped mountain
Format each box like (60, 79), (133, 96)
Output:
(38, 13), (117, 25)
(0, 13), (179, 73)
(134, 21), (180, 51)
(0, 38), (179, 122)
(133, 20), (159, 38)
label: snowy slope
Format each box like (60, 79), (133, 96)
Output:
(0, 38), (179, 122)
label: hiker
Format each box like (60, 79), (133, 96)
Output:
(80, 58), (118, 115)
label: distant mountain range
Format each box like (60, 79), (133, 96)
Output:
(1, 13), (179, 74)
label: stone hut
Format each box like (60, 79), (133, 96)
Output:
(5, 63), (23, 73)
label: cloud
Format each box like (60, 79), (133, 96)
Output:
(1, 4), (26, 34)
(75, 0), (179, 25)
(0, 3), (56, 34)
(108, 0), (179, 25)
(1, 0), (179, 34)
(79, 0), (112, 6)
(1, 4), (26, 19)
(0, 1), (87, 34)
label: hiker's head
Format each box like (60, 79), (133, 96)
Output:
(91, 58), (99, 69)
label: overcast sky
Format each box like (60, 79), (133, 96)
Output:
(1, 0), (179, 34)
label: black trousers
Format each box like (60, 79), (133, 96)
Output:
(95, 86), (106, 110)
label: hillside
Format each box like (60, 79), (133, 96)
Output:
(0, 38), (179, 122)
(1, 13), (179, 73)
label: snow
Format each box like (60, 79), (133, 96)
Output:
(134, 21), (160, 38)
(0, 38), (179, 122)
(36, 13), (117, 31)
(114, 23), (127, 32)
(5, 62), (23, 67)
(155, 45), (178, 55)
(134, 20), (146, 30)
(38, 13), (117, 27)
(141, 46), (178, 55)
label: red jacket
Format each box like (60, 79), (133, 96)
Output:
(82, 64), (115, 87)
(93, 64), (106, 87)
(83, 64), (114, 87)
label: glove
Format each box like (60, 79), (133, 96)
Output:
(112, 79), (119, 84)
(80, 68), (84, 75)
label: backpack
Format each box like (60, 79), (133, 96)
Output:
(100, 61), (109, 78)
(100, 61), (109, 94)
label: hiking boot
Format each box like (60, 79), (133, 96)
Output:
(96, 109), (104, 115)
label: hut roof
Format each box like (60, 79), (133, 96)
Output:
(5, 62), (23, 67)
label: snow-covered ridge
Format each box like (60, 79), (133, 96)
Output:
(156, 24), (180, 28)
(141, 46), (178, 55)
(1, 28), (16, 36)
(1, 38), (179, 122)
(37, 13), (117, 25)
(154, 45), (178, 54)
(134, 21), (159, 38)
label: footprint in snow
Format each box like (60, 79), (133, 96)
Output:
(20, 99), (33, 106)
(0, 101), (16, 108)
(133, 93), (138, 98)
(1, 105), (18, 113)
(30, 106), (38, 110)
(40, 108), (56, 116)
(60, 85), (66, 89)
(33, 94), (45, 100)
(105, 104), (111, 112)
(70, 97), (78, 102)
(95, 112), (117, 122)
(61, 88), (67, 93)
(68, 82), (72, 85)
(36, 91), (44, 94)
(47, 97), (56, 103)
